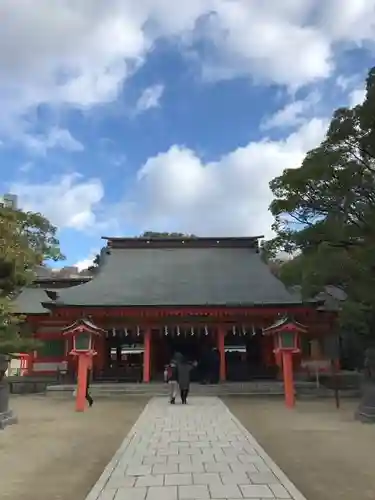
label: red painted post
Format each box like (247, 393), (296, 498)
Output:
(76, 354), (89, 412)
(282, 350), (295, 408)
(217, 326), (226, 382)
(143, 328), (151, 383)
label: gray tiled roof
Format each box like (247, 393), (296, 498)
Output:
(12, 288), (50, 314)
(12, 277), (92, 314)
(49, 247), (302, 307)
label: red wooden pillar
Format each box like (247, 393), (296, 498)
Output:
(29, 351), (36, 374)
(282, 350), (295, 408)
(143, 328), (151, 383)
(76, 354), (90, 412)
(217, 326), (226, 382)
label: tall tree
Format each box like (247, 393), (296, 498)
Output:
(0, 205), (64, 356)
(0, 203), (64, 426)
(87, 253), (101, 274)
(265, 66), (375, 338)
(265, 67), (375, 421)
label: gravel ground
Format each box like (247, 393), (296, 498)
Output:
(0, 394), (147, 500)
(224, 397), (375, 500)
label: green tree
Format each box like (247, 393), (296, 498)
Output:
(87, 253), (101, 274)
(265, 66), (375, 340)
(0, 205), (64, 357)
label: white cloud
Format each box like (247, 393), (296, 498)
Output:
(197, 3), (332, 88)
(20, 128), (84, 155)
(8, 118), (327, 239)
(18, 162), (33, 173)
(336, 73), (367, 107)
(74, 249), (99, 271)
(124, 118), (328, 238)
(135, 84), (164, 114)
(348, 87), (366, 107)
(1, 0), (375, 135)
(262, 92), (320, 130)
(9, 173), (104, 231)
(318, 0), (375, 42)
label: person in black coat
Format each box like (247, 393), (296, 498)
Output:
(177, 358), (194, 404)
(86, 369), (94, 407)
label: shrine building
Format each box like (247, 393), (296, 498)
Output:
(13, 236), (336, 382)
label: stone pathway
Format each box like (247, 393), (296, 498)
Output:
(85, 397), (306, 500)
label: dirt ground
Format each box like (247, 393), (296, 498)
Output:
(0, 394), (147, 500)
(224, 397), (375, 500)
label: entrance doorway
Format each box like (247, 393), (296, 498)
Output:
(225, 330), (274, 380)
(97, 331), (144, 382)
(155, 329), (216, 382)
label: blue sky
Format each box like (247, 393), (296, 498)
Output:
(0, 1), (374, 269)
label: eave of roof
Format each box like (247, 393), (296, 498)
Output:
(42, 301), (309, 309)
(103, 236), (264, 250)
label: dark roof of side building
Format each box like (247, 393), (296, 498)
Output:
(12, 276), (92, 315)
(12, 288), (50, 315)
(42, 237), (305, 308)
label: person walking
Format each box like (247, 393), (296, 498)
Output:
(168, 361), (179, 404)
(178, 358), (193, 404)
(86, 368), (94, 407)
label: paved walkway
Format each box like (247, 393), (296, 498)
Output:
(85, 397), (306, 500)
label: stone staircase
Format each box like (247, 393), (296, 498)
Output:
(46, 380), (354, 398)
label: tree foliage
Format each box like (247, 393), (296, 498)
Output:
(87, 253), (101, 273)
(140, 231), (197, 238)
(0, 204), (64, 355)
(265, 66), (375, 339)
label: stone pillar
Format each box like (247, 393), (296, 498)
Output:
(217, 326), (226, 382)
(0, 355), (18, 430)
(143, 328), (151, 383)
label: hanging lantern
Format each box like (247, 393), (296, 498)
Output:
(190, 326), (195, 336)
(136, 326), (140, 336)
(176, 326), (181, 336)
(164, 325), (168, 336)
(124, 328), (128, 337)
(242, 325), (247, 336)
(204, 325), (208, 336)
(232, 325), (236, 336)
(112, 328), (116, 337)
(251, 324), (256, 336)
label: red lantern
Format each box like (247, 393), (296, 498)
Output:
(62, 318), (103, 356)
(263, 316), (307, 408)
(61, 318), (105, 412)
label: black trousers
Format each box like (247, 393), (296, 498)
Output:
(180, 389), (189, 403)
(86, 389), (93, 406)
